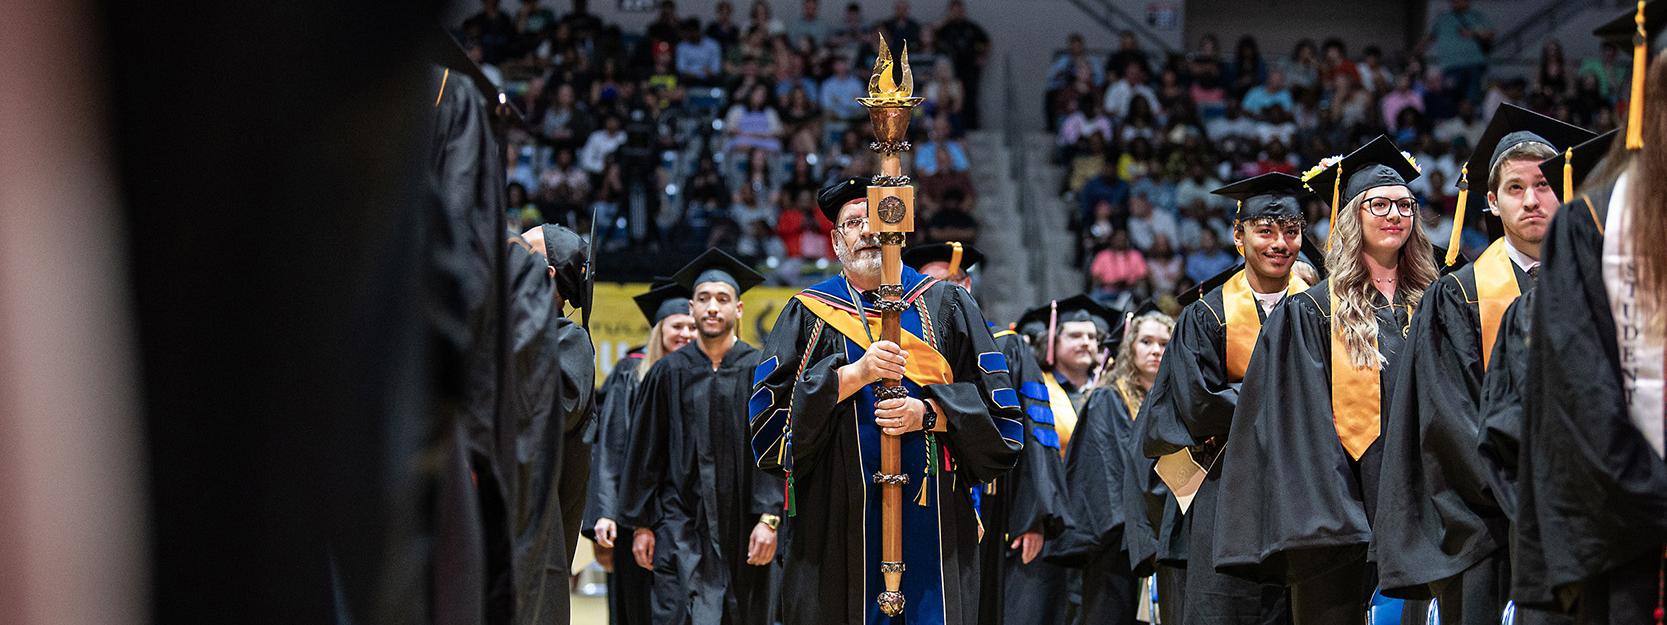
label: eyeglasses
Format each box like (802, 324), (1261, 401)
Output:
(837, 216), (870, 232)
(1361, 196), (1419, 217)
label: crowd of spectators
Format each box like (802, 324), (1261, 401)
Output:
(461, 0), (990, 285)
(1048, 0), (1630, 308)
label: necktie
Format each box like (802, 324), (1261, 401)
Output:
(1527, 264), (1539, 283)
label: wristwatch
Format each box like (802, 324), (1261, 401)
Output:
(922, 399), (938, 432)
(759, 513), (782, 531)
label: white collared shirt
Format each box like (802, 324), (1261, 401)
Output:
(1501, 237), (1540, 275)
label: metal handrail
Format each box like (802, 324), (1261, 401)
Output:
(1004, 53), (1048, 291)
(1064, 0), (1176, 57)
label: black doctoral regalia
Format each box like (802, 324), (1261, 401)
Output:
(1049, 385), (1142, 625)
(980, 327), (1073, 625)
(617, 252), (784, 625)
(1514, 176), (1667, 623)
(904, 242), (1073, 625)
(1373, 106), (1594, 625)
(1142, 172), (1318, 625)
(749, 267), (1022, 625)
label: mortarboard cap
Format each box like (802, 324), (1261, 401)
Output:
(1460, 104), (1596, 214)
(1443, 105), (1592, 266)
(817, 177), (868, 223)
(1016, 295), (1122, 367)
(1594, 0), (1666, 51)
(633, 282), (693, 326)
(902, 241), (985, 276)
(1301, 135), (1421, 252)
(432, 28), (526, 124)
(670, 248), (765, 296)
(1538, 130), (1619, 203)
(542, 223), (590, 311)
(1212, 172), (1312, 222)
(1595, 1), (1661, 150)
(1302, 135), (1421, 211)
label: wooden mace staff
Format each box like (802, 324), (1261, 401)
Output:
(859, 34), (922, 617)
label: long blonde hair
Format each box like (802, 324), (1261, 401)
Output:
(1325, 190), (1439, 369)
(1096, 311), (1176, 416)
(639, 321), (670, 380)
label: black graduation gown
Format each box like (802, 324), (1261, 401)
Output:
(553, 322), (597, 575)
(582, 352), (653, 625)
(1373, 262), (1529, 617)
(978, 331), (1072, 625)
(1051, 386), (1142, 625)
(1477, 292), (1531, 525)
(429, 62), (513, 625)
(1515, 181), (1667, 621)
(750, 273), (1022, 625)
(506, 249), (596, 625)
(617, 340), (784, 625)
(1141, 286), (1292, 624)
(1474, 292), (1575, 625)
(1214, 279), (1411, 586)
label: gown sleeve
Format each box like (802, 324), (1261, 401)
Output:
(1047, 388), (1135, 567)
(1212, 289), (1372, 585)
(922, 286), (1024, 484)
(616, 359), (674, 530)
(997, 333), (1071, 539)
(1476, 291), (1531, 522)
(553, 321), (597, 434)
(748, 299), (849, 480)
(1373, 275), (1507, 595)
(582, 359), (637, 537)
(1142, 299), (1233, 458)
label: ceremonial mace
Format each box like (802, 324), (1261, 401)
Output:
(859, 34), (922, 617)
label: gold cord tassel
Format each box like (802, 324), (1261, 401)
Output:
(1234, 201), (1246, 256)
(1326, 173), (1341, 252)
(1447, 165), (1469, 267)
(1563, 147), (1575, 200)
(1628, 0), (1647, 150)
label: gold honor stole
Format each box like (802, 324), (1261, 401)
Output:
(1469, 239), (1522, 370)
(1041, 374), (1077, 457)
(1220, 269), (1311, 381)
(792, 293), (955, 387)
(1329, 286), (1384, 460)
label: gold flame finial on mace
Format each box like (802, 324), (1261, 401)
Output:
(859, 33), (924, 107)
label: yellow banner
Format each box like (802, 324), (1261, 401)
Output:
(569, 282), (805, 383)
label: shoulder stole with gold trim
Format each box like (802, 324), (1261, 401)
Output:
(793, 293), (954, 387)
(1329, 285), (1381, 460)
(1220, 268), (1310, 381)
(1472, 239), (1522, 370)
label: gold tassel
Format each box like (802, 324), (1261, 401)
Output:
(1326, 173), (1341, 252)
(1627, 0), (1647, 150)
(914, 478), (930, 506)
(1448, 165), (1468, 267)
(1563, 147), (1575, 201)
(1234, 201), (1245, 257)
